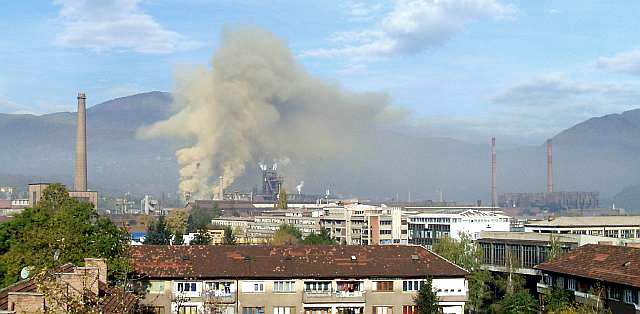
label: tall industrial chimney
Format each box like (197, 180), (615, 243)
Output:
(547, 138), (553, 193)
(74, 93), (87, 192)
(491, 137), (497, 207)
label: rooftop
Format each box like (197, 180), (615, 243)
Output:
(130, 245), (468, 279)
(409, 209), (510, 218)
(535, 244), (640, 288)
(526, 216), (640, 227)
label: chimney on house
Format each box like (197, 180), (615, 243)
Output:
(75, 93), (87, 192)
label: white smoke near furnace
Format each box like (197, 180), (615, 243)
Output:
(138, 26), (404, 198)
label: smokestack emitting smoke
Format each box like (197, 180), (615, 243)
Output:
(491, 137), (496, 207)
(138, 27), (401, 198)
(547, 138), (553, 193)
(75, 92), (87, 192)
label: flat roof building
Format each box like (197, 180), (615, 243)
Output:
(525, 216), (640, 238)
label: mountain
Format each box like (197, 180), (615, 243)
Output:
(0, 92), (638, 210)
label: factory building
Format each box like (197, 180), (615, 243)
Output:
(525, 216), (640, 238)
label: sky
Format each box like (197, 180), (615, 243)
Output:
(1, 0), (640, 145)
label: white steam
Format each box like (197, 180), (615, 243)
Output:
(138, 26), (402, 198)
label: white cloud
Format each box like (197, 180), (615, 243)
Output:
(345, 1), (385, 21)
(53, 0), (199, 53)
(0, 95), (38, 114)
(303, 0), (516, 59)
(488, 74), (640, 138)
(597, 49), (640, 75)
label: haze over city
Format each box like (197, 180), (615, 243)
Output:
(2, 2), (640, 313)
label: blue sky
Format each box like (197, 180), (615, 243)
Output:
(1, 0), (640, 144)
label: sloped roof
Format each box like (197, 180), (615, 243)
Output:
(535, 244), (640, 288)
(129, 245), (468, 279)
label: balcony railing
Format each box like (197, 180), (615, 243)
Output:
(202, 290), (237, 303)
(303, 290), (366, 303)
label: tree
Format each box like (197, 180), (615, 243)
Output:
(187, 205), (218, 233)
(173, 228), (184, 245)
(166, 208), (188, 234)
(190, 229), (212, 245)
(432, 232), (491, 312)
(0, 184), (130, 288)
(548, 234), (563, 261)
(302, 228), (337, 245)
(545, 288), (574, 313)
(414, 276), (440, 314)
(277, 188), (288, 209)
(222, 226), (236, 245)
(272, 224), (302, 245)
(499, 290), (538, 314)
(144, 216), (172, 245)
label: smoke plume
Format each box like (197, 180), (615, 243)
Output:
(138, 26), (402, 198)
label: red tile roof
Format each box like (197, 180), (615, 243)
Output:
(130, 245), (468, 279)
(535, 244), (640, 288)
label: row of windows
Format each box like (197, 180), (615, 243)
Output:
(543, 275), (640, 306)
(168, 306), (423, 314)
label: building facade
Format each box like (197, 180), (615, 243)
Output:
(408, 209), (510, 247)
(130, 245), (469, 314)
(535, 244), (640, 313)
(524, 216), (640, 239)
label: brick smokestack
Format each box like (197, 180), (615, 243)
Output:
(491, 137), (497, 207)
(547, 138), (553, 193)
(75, 93), (87, 192)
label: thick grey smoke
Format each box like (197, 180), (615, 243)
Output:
(138, 26), (402, 198)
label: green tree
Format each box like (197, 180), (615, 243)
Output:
(302, 228), (337, 245)
(144, 216), (172, 245)
(414, 276), (440, 314)
(545, 288), (574, 313)
(173, 228), (184, 245)
(548, 234), (563, 261)
(499, 290), (538, 314)
(0, 184), (130, 288)
(432, 232), (491, 312)
(187, 205), (218, 233)
(222, 225), (236, 245)
(277, 188), (288, 209)
(272, 224), (302, 245)
(190, 229), (212, 245)
(166, 208), (188, 234)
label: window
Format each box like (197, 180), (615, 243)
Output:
(609, 286), (622, 300)
(402, 305), (417, 314)
(304, 308), (331, 314)
(179, 306), (198, 314)
(274, 307), (295, 314)
(523, 245), (537, 268)
(555, 277), (564, 289)
(274, 281), (296, 293)
(305, 281), (332, 292)
(374, 281), (393, 292)
(402, 280), (421, 292)
(373, 306), (393, 314)
(144, 306), (165, 314)
(380, 230), (392, 235)
(176, 282), (198, 293)
(243, 307), (265, 314)
(242, 281), (265, 293)
(543, 274), (552, 286)
(624, 289), (638, 305)
(494, 244), (505, 266)
(147, 281), (165, 294)
(567, 279), (576, 291)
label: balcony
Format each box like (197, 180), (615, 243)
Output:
(303, 290), (366, 303)
(202, 290), (237, 303)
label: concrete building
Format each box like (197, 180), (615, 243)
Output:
(524, 216), (640, 238)
(407, 209), (510, 247)
(0, 258), (137, 313)
(211, 211), (320, 244)
(28, 183), (98, 209)
(320, 204), (408, 245)
(536, 244), (640, 313)
(499, 192), (599, 210)
(130, 245), (469, 314)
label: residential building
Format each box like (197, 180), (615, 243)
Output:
(211, 211), (321, 244)
(408, 209), (510, 247)
(525, 216), (640, 238)
(319, 204), (408, 245)
(0, 258), (137, 313)
(535, 244), (640, 313)
(130, 245), (468, 314)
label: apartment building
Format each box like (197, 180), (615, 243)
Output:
(130, 245), (469, 314)
(319, 204), (408, 245)
(535, 244), (640, 313)
(407, 209), (510, 247)
(525, 216), (640, 238)
(211, 211), (320, 244)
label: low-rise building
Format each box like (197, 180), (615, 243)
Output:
(535, 244), (640, 313)
(525, 216), (640, 238)
(130, 245), (469, 314)
(408, 209), (510, 247)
